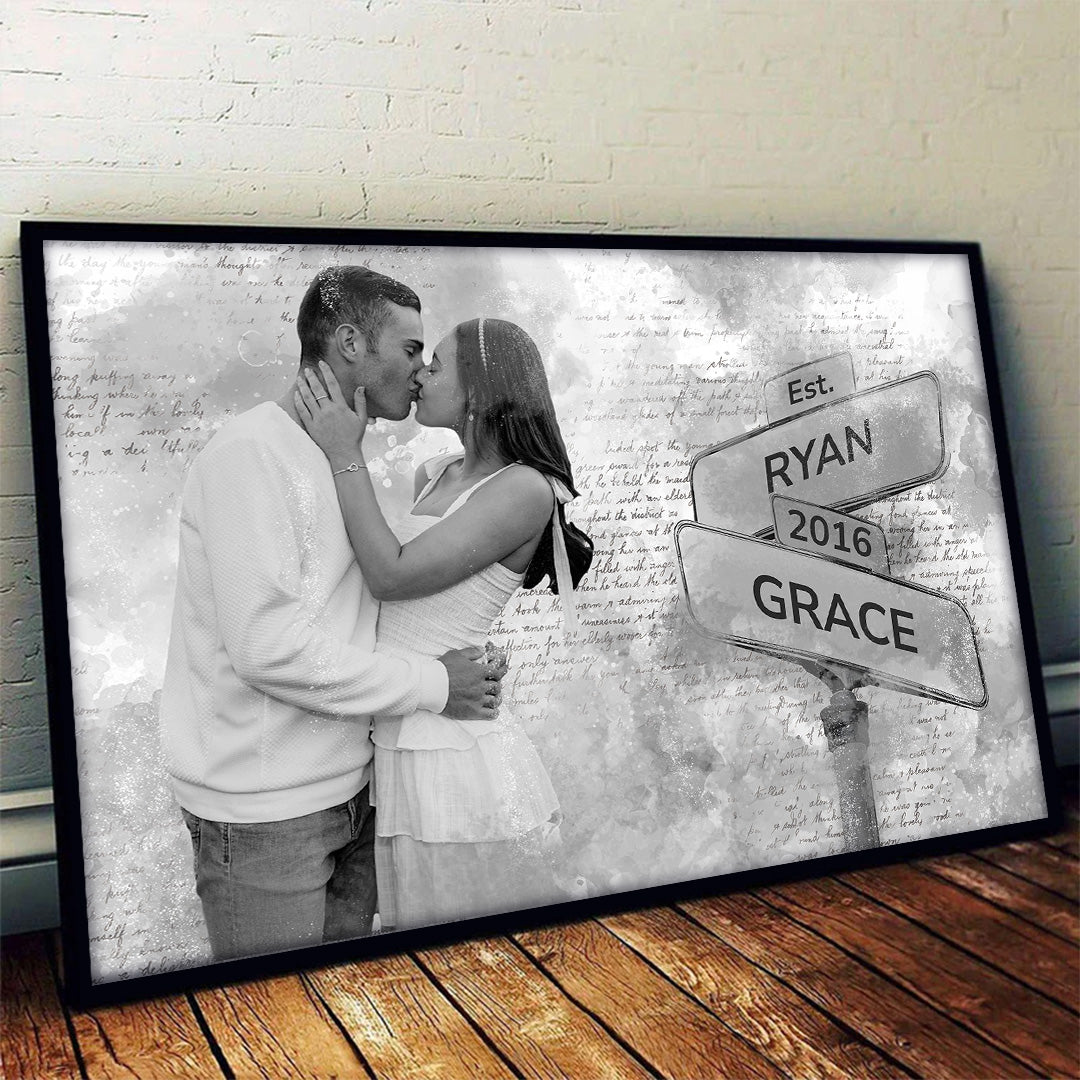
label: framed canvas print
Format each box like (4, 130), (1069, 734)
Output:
(20, 222), (1060, 1007)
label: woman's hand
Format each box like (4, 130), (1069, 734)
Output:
(294, 361), (369, 468)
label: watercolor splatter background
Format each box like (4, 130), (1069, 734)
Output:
(39, 240), (1045, 983)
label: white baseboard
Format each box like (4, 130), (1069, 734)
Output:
(1, 787), (60, 936)
(2, 663), (1077, 936)
(1045, 661), (1080, 768)
(0, 859), (58, 936)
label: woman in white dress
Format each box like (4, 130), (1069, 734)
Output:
(294, 317), (593, 931)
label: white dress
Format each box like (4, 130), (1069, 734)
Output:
(371, 456), (562, 930)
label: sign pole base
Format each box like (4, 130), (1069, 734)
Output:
(820, 689), (880, 851)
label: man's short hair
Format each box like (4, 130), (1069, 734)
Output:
(297, 266), (421, 364)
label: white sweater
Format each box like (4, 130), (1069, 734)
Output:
(160, 402), (448, 823)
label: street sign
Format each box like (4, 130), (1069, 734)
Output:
(764, 352), (856, 424)
(691, 371), (946, 537)
(771, 495), (890, 575)
(675, 521), (987, 708)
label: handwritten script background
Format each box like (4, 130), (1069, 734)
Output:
(39, 240), (1045, 984)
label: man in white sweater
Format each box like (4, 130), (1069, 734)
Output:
(161, 266), (502, 961)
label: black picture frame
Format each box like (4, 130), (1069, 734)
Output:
(20, 220), (1061, 1009)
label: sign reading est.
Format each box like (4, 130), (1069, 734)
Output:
(763, 352), (856, 423)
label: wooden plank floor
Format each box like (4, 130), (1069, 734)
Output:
(4, 769), (1077, 1080)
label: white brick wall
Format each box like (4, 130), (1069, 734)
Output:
(1, 0), (1077, 790)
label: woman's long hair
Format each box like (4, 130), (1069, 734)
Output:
(454, 318), (593, 593)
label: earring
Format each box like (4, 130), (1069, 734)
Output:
(467, 411), (475, 423)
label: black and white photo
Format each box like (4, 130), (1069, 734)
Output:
(20, 223), (1056, 1005)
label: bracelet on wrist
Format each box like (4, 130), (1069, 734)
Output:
(332, 462), (367, 476)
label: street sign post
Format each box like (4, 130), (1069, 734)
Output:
(679, 360), (982, 852)
(691, 371), (946, 536)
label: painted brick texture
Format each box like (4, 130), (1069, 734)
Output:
(1, 0), (1076, 790)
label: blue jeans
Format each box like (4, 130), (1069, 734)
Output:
(180, 786), (376, 961)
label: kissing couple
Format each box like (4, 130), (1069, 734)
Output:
(161, 265), (594, 960)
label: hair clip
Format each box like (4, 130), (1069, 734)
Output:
(477, 318), (488, 368)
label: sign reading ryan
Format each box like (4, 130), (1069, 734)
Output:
(692, 370), (947, 538)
